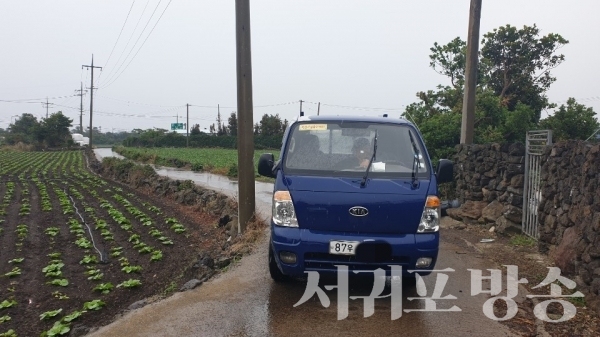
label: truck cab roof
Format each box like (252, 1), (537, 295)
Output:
(295, 115), (413, 126)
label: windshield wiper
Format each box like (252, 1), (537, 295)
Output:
(361, 130), (377, 187)
(408, 130), (420, 188)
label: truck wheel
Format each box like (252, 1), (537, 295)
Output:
(403, 275), (417, 288)
(269, 244), (291, 283)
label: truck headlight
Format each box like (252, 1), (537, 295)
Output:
(417, 196), (440, 233)
(272, 191), (298, 227)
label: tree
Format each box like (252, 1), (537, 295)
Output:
(480, 24), (568, 120)
(429, 37), (467, 89)
(190, 124), (201, 135)
(539, 98), (599, 141)
(5, 113), (40, 145)
(228, 112), (238, 136)
(257, 114), (286, 136)
(216, 110), (227, 136)
(36, 111), (73, 147)
(403, 24), (569, 160)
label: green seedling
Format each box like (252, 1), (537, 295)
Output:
(0, 315), (10, 323)
(149, 229), (162, 237)
(93, 283), (114, 294)
(8, 258), (24, 264)
(0, 300), (17, 309)
(88, 273), (104, 281)
(62, 310), (86, 323)
(52, 291), (69, 300)
(150, 250), (163, 261)
(42, 321), (70, 336)
(48, 279), (69, 287)
(138, 246), (153, 254)
(40, 308), (63, 320)
(4, 268), (21, 278)
(82, 299), (105, 311)
(43, 263), (64, 277)
(122, 265), (142, 274)
(110, 250), (122, 258)
(117, 279), (142, 288)
(75, 238), (92, 249)
(45, 227), (60, 237)
(80, 255), (98, 265)
(128, 234), (141, 244)
(0, 329), (16, 337)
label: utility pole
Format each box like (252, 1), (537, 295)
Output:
(75, 83), (87, 133)
(299, 100), (304, 116)
(82, 55), (102, 148)
(235, 0), (255, 234)
(42, 97), (54, 118)
(460, 0), (482, 144)
(186, 103), (190, 147)
(317, 102), (321, 116)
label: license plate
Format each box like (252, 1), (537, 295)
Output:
(329, 240), (360, 255)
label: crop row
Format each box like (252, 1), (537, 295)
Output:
(0, 150), (190, 336)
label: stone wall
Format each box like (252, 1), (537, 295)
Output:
(448, 140), (600, 310)
(447, 143), (526, 234)
(538, 141), (600, 297)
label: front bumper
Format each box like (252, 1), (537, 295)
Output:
(270, 225), (439, 278)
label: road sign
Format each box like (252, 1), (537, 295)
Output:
(171, 123), (186, 130)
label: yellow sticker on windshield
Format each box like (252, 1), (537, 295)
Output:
(299, 124), (327, 131)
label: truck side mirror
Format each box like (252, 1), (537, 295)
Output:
(436, 159), (453, 184)
(258, 153), (276, 178)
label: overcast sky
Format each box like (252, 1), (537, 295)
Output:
(1, 0), (599, 133)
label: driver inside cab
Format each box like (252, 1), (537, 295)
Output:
(337, 137), (372, 169)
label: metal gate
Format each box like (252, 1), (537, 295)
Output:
(521, 130), (552, 239)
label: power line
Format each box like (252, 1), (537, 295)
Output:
(95, 94), (180, 107)
(98, 0), (151, 85)
(97, 0), (137, 85)
(101, 0), (160, 86)
(0, 94), (79, 103)
(101, 0), (173, 88)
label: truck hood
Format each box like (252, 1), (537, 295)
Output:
(284, 175), (430, 234)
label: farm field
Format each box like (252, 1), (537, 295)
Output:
(0, 150), (218, 336)
(114, 146), (281, 176)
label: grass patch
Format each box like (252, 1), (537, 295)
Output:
(115, 147), (280, 178)
(163, 281), (177, 296)
(509, 234), (537, 247)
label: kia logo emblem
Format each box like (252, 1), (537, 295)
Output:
(349, 206), (368, 217)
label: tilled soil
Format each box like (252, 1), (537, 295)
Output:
(441, 217), (600, 336)
(0, 152), (235, 336)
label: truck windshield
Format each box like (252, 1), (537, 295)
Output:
(283, 121), (428, 178)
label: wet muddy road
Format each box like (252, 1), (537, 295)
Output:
(90, 149), (518, 337)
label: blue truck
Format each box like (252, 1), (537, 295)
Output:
(257, 115), (453, 282)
